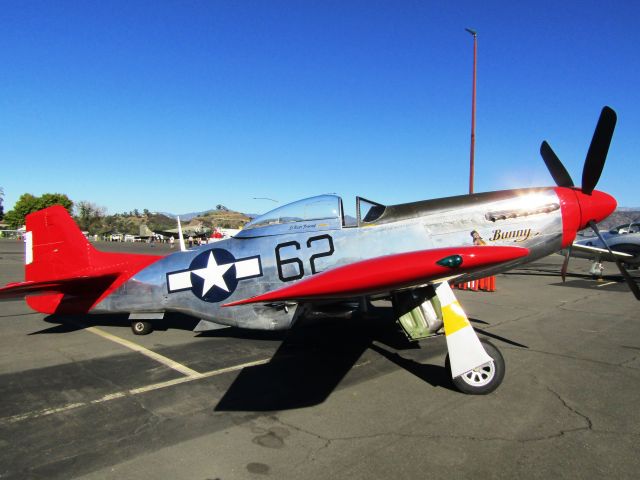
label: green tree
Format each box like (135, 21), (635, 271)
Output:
(38, 193), (73, 212)
(4, 193), (73, 229)
(75, 201), (106, 234)
(0, 187), (4, 221)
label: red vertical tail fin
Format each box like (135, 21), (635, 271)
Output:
(17, 206), (162, 314)
(25, 206), (96, 282)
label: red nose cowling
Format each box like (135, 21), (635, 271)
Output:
(554, 187), (617, 248)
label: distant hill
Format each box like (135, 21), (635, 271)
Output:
(145, 213), (177, 231)
(158, 207), (249, 222)
(99, 212), (176, 236)
(101, 209), (250, 235)
(187, 209), (251, 229)
(157, 211), (211, 221)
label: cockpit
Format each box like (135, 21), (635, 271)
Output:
(609, 223), (640, 235)
(235, 194), (387, 237)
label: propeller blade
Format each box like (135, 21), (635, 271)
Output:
(540, 141), (574, 187)
(582, 106), (617, 195)
(588, 221), (640, 300)
(561, 246), (571, 282)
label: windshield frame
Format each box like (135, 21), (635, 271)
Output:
(243, 194), (343, 231)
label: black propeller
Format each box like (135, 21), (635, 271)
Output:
(540, 141), (574, 188)
(582, 106), (617, 195)
(541, 106), (616, 193)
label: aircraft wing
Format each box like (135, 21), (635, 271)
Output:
(224, 245), (528, 306)
(571, 243), (633, 260)
(0, 274), (119, 300)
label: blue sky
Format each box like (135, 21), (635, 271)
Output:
(2, 1), (638, 216)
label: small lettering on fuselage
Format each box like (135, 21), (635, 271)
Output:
(490, 228), (534, 243)
(288, 224), (318, 231)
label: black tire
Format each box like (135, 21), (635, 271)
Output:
(131, 320), (153, 335)
(445, 339), (505, 395)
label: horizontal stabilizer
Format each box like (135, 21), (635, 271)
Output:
(224, 245), (529, 306)
(0, 274), (119, 300)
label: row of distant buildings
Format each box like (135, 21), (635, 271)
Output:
(101, 223), (241, 243)
(0, 220), (240, 243)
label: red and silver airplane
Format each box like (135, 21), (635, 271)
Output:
(1, 106), (637, 394)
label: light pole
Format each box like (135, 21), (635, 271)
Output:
(465, 28), (477, 194)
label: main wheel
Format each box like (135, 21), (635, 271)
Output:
(445, 339), (505, 395)
(131, 320), (153, 335)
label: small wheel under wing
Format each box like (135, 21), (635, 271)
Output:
(446, 339), (505, 395)
(131, 320), (153, 335)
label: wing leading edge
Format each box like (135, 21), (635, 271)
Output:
(571, 242), (633, 260)
(224, 245), (529, 307)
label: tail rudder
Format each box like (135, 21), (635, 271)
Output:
(25, 205), (95, 282)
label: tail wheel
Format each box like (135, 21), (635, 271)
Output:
(131, 320), (153, 335)
(446, 339), (505, 395)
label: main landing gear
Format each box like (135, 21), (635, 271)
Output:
(589, 260), (605, 279)
(131, 320), (153, 335)
(445, 339), (505, 395)
(129, 313), (163, 335)
(394, 282), (506, 395)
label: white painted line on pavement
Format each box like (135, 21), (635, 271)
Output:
(2, 357), (270, 425)
(83, 326), (203, 378)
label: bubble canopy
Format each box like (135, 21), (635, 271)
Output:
(237, 195), (342, 237)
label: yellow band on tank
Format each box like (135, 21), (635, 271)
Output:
(442, 302), (470, 336)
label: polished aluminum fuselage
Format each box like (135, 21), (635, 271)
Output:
(93, 187), (565, 330)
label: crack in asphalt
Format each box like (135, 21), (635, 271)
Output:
(479, 309), (542, 329)
(556, 292), (636, 318)
(619, 355), (639, 368)
(544, 385), (593, 433)
(517, 346), (640, 373)
(266, 378), (638, 458)
(518, 347), (621, 367)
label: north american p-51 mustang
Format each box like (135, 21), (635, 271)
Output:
(2, 106), (637, 395)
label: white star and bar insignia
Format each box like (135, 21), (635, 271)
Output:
(166, 248), (262, 303)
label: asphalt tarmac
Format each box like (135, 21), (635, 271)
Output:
(1, 238), (639, 479)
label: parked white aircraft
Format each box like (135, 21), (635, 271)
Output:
(560, 222), (640, 277)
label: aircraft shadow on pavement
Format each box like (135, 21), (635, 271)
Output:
(504, 267), (592, 279)
(469, 321), (530, 349)
(214, 304), (457, 412)
(33, 306), (527, 411)
(31, 312), (200, 335)
(549, 277), (639, 292)
(506, 266), (639, 283)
